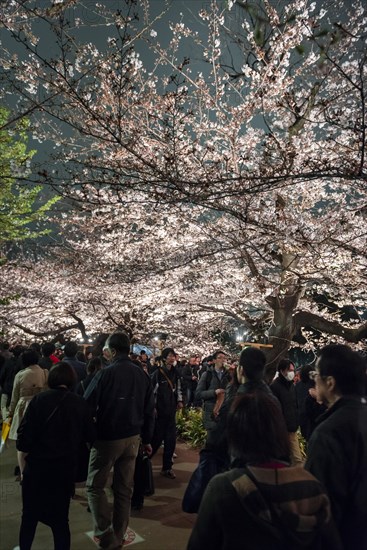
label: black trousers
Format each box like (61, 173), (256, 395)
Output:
(150, 415), (176, 471)
(20, 461), (73, 550)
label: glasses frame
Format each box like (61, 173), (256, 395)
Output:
(309, 370), (330, 381)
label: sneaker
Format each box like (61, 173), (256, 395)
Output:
(160, 469), (176, 479)
(93, 535), (122, 549)
(93, 536), (124, 550)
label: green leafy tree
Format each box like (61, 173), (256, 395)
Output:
(0, 106), (59, 247)
(0, 107), (59, 310)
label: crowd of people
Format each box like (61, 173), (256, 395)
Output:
(0, 336), (366, 550)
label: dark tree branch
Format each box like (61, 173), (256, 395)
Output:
(293, 311), (367, 343)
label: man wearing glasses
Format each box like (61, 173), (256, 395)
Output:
(305, 344), (367, 550)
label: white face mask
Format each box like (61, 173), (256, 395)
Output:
(286, 371), (295, 382)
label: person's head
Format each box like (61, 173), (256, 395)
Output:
(1, 341), (10, 351)
(104, 332), (130, 360)
(22, 349), (40, 367)
(48, 361), (77, 390)
(228, 392), (290, 464)
(277, 358), (295, 382)
(87, 357), (102, 375)
(41, 342), (56, 358)
(30, 342), (41, 354)
(140, 350), (148, 361)
(312, 344), (366, 406)
(12, 345), (24, 358)
(161, 347), (176, 367)
(237, 347), (266, 384)
(212, 350), (227, 370)
(63, 341), (78, 358)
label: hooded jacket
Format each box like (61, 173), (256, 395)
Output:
(188, 465), (342, 550)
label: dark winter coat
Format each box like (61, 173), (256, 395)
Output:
(195, 368), (231, 430)
(63, 356), (87, 383)
(302, 393), (327, 441)
(84, 354), (155, 444)
(151, 365), (182, 418)
(17, 388), (95, 468)
(305, 396), (367, 550)
(270, 375), (299, 432)
(0, 355), (23, 400)
(181, 364), (199, 392)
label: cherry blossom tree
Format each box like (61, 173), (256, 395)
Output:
(0, 1), (366, 368)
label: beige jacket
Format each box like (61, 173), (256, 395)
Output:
(8, 365), (48, 439)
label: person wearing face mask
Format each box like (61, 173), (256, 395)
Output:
(270, 359), (303, 466)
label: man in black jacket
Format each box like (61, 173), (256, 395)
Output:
(84, 333), (155, 550)
(181, 355), (200, 407)
(195, 350), (231, 432)
(270, 359), (303, 465)
(305, 344), (367, 550)
(150, 347), (183, 479)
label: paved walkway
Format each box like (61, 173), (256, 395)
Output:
(0, 441), (199, 550)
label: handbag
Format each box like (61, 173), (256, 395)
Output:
(132, 447), (155, 502)
(142, 453), (154, 496)
(182, 449), (227, 513)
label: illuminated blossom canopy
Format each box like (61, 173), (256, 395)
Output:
(0, 0), (366, 367)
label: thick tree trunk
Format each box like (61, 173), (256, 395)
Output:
(264, 292), (300, 382)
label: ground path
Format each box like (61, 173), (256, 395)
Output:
(0, 440), (199, 550)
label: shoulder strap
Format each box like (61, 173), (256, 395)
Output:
(205, 369), (212, 389)
(159, 368), (174, 392)
(45, 391), (68, 424)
